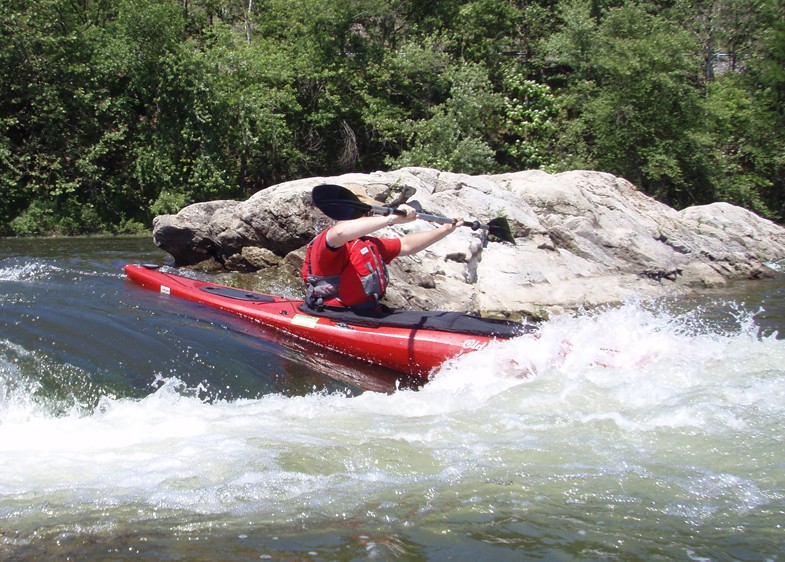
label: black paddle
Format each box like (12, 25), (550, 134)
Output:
(312, 184), (516, 244)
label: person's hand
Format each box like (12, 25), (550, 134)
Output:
(393, 204), (418, 224)
(449, 218), (465, 231)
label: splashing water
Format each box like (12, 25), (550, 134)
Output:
(2, 300), (784, 559)
(2, 240), (784, 560)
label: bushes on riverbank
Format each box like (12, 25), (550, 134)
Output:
(1, 0), (783, 235)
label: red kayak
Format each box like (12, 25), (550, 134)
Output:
(124, 264), (532, 377)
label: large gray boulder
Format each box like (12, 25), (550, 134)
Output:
(153, 168), (785, 319)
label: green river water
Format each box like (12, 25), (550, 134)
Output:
(1, 236), (784, 561)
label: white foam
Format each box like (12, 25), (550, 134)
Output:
(1, 301), (784, 527)
(0, 261), (62, 282)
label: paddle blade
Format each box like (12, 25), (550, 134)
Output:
(312, 184), (370, 220)
(487, 217), (516, 244)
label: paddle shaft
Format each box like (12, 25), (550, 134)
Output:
(311, 184), (515, 243)
(366, 202), (489, 232)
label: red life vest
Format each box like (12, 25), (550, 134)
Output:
(303, 236), (392, 310)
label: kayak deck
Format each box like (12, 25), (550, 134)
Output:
(124, 264), (527, 377)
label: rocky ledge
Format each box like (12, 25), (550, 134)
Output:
(153, 168), (785, 320)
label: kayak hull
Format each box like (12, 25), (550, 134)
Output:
(124, 264), (514, 377)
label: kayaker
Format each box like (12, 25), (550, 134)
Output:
(303, 186), (464, 312)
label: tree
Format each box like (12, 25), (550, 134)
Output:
(547, 2), (711, 208)
(500, 70), (558, 170)
(684, 0), (784, 218)
(386, 62), (501, 174)
(2, 0), (783, 234)
(739, 0), (785, 218)
(703, 75), (773, 216)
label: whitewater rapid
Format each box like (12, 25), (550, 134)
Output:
(1, 241), (784, 559)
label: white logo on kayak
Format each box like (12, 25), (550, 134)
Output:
(462, 339), (488, 351)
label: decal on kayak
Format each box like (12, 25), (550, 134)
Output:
(462, 339), (489, 351)
(291, 314), (320, 328)
(160, 285), (171, 295)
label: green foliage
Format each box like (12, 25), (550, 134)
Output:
(546, 0), (597, 78)
(386, 63), (501, 174)
(743, 0), (785, 218)
(450, 0), (521, 65)
(702, 75), (773, 216)
(501, 70), (558, 169)
(150, 189), (190, 217)
(547, 3), (711, 207)
(1, 0), (784, 235)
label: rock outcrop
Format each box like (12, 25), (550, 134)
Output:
(153, 168), (785, 320)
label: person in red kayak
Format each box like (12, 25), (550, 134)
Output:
(303, 185), (464, 312)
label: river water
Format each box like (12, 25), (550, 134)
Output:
(1, 236), (784, 561)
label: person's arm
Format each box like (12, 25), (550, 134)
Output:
(325, 204), (418, 248)
(398, 219), (464, 257)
